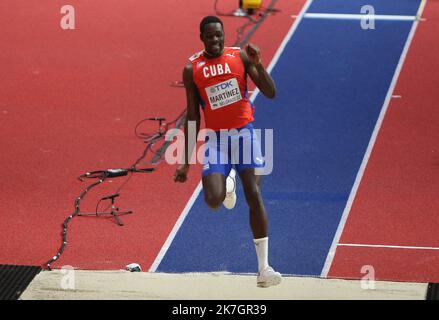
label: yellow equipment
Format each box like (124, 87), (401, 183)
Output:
(242, 0), (262, 10)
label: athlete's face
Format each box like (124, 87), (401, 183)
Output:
(201, 23), (225, 58)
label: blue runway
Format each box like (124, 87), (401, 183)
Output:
(307, 0), (421, 15)
(157, 1), (420, 276)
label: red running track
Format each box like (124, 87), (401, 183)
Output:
(0, 0), (303, 270)
(328, 0), (439, 283)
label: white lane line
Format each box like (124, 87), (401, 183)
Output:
(418, 0), (427, 17)
(149, 0), (316, 272)
(320, 1), (428, 278)
(339, 243), (439, 251)
(149, 182), (203, 272)
(304, 13), (416, 21)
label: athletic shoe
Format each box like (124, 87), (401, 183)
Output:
(223, 168), (237, 209)
(257, 266), (282, 288)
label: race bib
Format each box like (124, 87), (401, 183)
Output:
(205, 78), (242, 110)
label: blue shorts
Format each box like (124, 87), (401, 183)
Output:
(201, 122), (265, 177)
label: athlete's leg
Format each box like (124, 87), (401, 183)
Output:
(235, 125), (281, 287)
(238, 168), (267, 238)
(201, 129), (232, 210)
(239, 168), (281, 287)
(202, 173), (227, 209)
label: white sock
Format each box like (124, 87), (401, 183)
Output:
(254, 237), (269, 273)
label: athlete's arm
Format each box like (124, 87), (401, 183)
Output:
(174, 63), (201, 183)
(240, 43), (276, 99)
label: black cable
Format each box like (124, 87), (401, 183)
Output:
(214, 0), (279, 48)
(214, 0), (257, 47)
(232, 17), (257, 47)
(44, 112), (186, 270)
(45, 177), (106, 270)
(238, 1), (279, 47)
(93, 171), (134, 215)
(95, 196), (105, 215)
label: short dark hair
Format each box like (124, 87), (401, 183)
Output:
(199, 16), (223, 34)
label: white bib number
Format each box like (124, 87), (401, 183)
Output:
(205, 78), (242, 110)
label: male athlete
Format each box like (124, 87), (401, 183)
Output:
(173, 16), (281, 288)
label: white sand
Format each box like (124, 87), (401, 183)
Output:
(20, 270), (428, 300)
